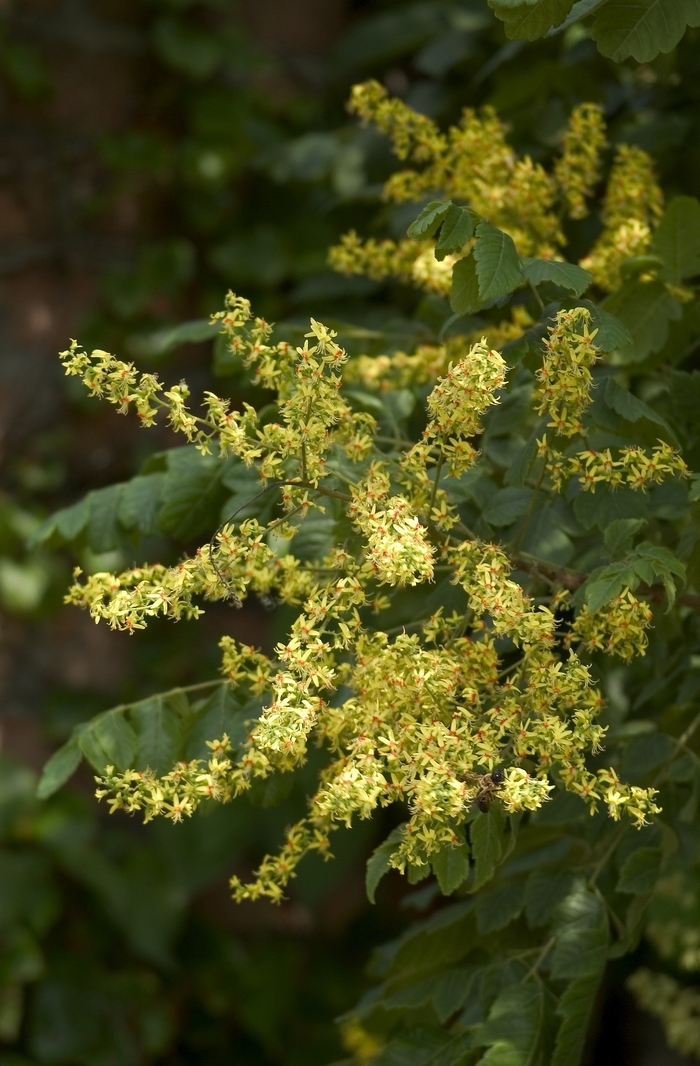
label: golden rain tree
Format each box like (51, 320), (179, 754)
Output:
(34, 82), (700, 1065)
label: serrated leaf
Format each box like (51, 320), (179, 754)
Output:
(93, 712), (137, 772)
(159, 448), (224, 541)
(520, 257), (591, 295)
(30, 495), (90, 549)
(551, 971), (604, 1066)
(477, 982), (544, 1065)
(407, 200), (452, 240)
(86, 484), (125, 553)
(470, 807), (505, 892)
(491, 0), (576, 40)
(551, 884), (607, 980)
(118, 474), (165, 536)
(621, 733), (675, 779)
(575, 300), (632, 352)
(372, 1028), (474, 1066)
(366, 825), (405, 904)
(129, 695), (183, 775)
(602, 280), (682, 363)
(545, 0), (608, 36)
(525, 869), (576, 928)
(592, 0), (699, 62)
(435, 205), (475, 261)
(185, 684), (245, 761)
(617, 846), (662, 894)
(585, 562), (634, 613)
(450, 254), (482, 315)
(652, 196), (700, 283)
(474, 222), (522, 301)
(433, 842), (470, 895)
(433, 968), (479, 1023)
(36, 740), (83, 799)
(135, 317), (221, 358)
(476, 881), (525, 934)
(603, 518), (646, 560)
(483, 487), (532, 527)
(573, 486), (648, 530)
(604, 378), (677, 445)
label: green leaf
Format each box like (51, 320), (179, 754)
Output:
(36, 740), (83, 800)
(372, 1028), (474, 1066)
(432, 968), (480, 1023)
(86, 485), (125, 553)
(185, 685), (244, 761)
(525, 870), (576, 928)
(592, 0), (700, 62)
(407, 200), (452, 241)
(575, 300), (632, 352)
(93, 712), (138, 773)
(366, 825), (405, 904)
(476, 881), (525, 934)
(450, 254), (482, 315)
(432, 842), (470, 895)
(585, 561), (634, 613)
(621, 733), (675, 779)
(519, 258), (591, 295)
(617, 846), (662, 894)
(129, 695), (183, 775)
(158, 448), (224, 541)
(435, 205), (475, 261)
(483, 487), (532, 527)
(118, 474), (165, 536)
(652, 196), (700, 283)
(573, 486), (648, 531)
(603, 518), (646, 560)
(604, 378), (677, 445)
(551, 884), (608, 980)
(134, 318), (221, 358)
(551, 971), (604, 1066)
(477, 982), (545, 1065)
(470, 807), (505, 892)
(473, 222), (522, 301)
(30, 494), (90, 549)
(602, 280), (682, 363)
(490, 0), (576, 40)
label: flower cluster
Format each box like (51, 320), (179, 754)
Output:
(543, 441), (688, 494)
(59, 89), (690, 908)
(554, 102), (606, 219)
(581, 144), (664, 290)
(570, 588), (653, 662)
(535, 307), (600, 437)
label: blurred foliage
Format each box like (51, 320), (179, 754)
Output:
(4, 1), (700, 1065)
